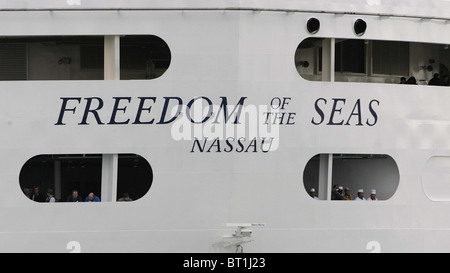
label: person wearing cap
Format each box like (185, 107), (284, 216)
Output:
(354, 189), (365, 201)
(309, 188), (320, 200)
(367, 189), (378, 201)
(343, 187), (353, 200)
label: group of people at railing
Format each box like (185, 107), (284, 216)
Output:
(23, 185), (133, 202)
(309, 185), (378, 201)
(400, 73), (449, 86)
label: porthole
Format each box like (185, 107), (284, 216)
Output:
(306, 18), (320, 34)
(19, 153), (152, 202)
(353, 19), (367, 36)
(303, 154), (399, 201)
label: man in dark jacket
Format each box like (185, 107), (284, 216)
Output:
(428, 73), (443, 86)
(66, 189), (83, 202)
(31, 185), (46, 202)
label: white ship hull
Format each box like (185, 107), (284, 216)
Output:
(1, 0), (450, 253)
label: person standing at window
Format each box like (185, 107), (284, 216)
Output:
(367, 189), (378, 201)
(343, 187), (353, 200)
(354, 189), (365, 201)
(31, 185), (46, 202)
(85, 192), (101, 202)
(309, 188), (320, 200)
(46, 189), (56, 203)
(66, 189), (83, 202)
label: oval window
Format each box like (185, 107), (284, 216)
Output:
(19, 153), (152, 203)
(303, 154), (399, 201)
(0, 35), (171, 81)
(294, 37), (450, 86)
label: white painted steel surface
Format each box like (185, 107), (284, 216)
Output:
(0, 1), (449, 252)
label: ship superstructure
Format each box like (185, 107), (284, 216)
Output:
(0, 0), (450, 252)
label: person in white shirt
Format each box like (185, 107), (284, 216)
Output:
(46, 188), (56, 203)
(354, 189), (365, 201)
(309, 188), (320, 200)
(367, 189), (378, 201)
